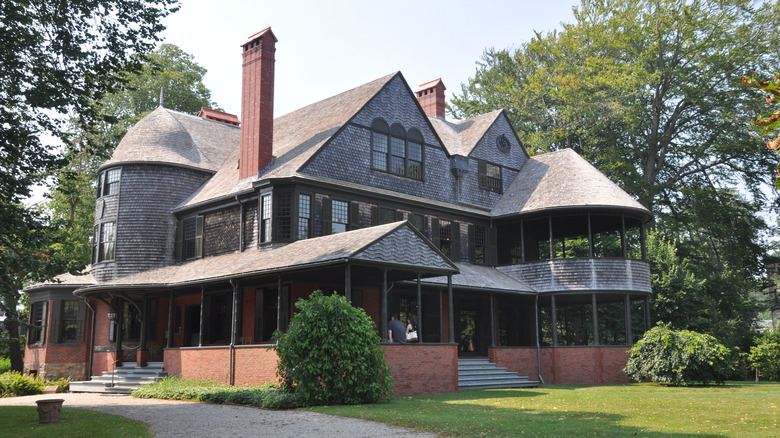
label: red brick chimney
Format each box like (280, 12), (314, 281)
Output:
(239, 27), (277, 179)
(415, 79), (446, 119)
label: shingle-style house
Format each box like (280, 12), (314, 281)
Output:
(24, 28), (653, 396)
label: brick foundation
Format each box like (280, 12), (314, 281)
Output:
(490, 346), (631, 384)
(382, 343), (458, 396)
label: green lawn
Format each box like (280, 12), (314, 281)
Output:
(0, 406), (151, 438)
(308, 382), (780, 437)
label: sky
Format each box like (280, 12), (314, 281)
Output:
(160, 0), (580, 118)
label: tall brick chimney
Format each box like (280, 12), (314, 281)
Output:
(415, 79), (446, 119)
(239, 27), (277, 179)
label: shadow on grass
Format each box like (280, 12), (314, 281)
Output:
(315, 387), (728, 437)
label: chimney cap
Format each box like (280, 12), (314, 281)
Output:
(198, 107), (240, 126)
(415, 78), (446, 93)
(241, 27), (277, 47)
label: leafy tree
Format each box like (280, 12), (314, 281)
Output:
(0, 0), (178, 373)
(624, 323), (735, 385)
(450, 0), (777, 344)
(273, 291), (393, 406)
(741, 73), (780, 187)
(748, 327), (780, 381)
(46, 43), (217, 268)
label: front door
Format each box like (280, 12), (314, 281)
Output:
(456, 297), (490, 356)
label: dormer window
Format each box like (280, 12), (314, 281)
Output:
(371, 118), (423, 180)
(478, 160), (502, 193)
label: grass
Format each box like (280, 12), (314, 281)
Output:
(0, 406), (151, 438)
(308, 382), (780, 437)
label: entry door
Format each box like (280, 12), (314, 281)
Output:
(456, 298), (489, 356)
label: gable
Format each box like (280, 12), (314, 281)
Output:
(352, 223), (456, 272)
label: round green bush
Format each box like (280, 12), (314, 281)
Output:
(273, 291), (392, 406)
(624, 323), (735, 386)
(0, 371), (46, 397)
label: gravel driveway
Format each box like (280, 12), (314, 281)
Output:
(0, 393), (438, 437)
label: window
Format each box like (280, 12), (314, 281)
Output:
(410, 213), (426, 233)
(276, 193), (292, 241)
(260, 194), (272, 243)
(478, 161), (502, 193)
(97, 168), (121, 197)
(182, 216), (203, 260)
(98, 222), (116, 262)
(370, 118), (423, 180)
(27, 302), (45, 345)
(439, 220), (452, 258)
(472, 225), (487, 264)
(373, 207), (397, 225)
(331, 200), (349, 234)
(60, 301), (80, 342)
(298, 194), (311, 240)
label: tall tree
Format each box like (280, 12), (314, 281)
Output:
(0, 0), (178, 372)
(47, 43), (218, 273)
(451, 0), (780, 344)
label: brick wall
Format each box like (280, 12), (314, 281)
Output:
(382, 344), (458, 396)
(164, 346), (279, 385)
(490, 346), (631, 384)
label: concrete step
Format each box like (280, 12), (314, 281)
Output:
(457, 358), (539, 390)
(70, 363), (166, 394)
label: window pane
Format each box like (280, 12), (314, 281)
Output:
(298, 194), (311, 239)
(332, 200), (349, 233)
(390, 136), (405, 158)
(103, 168), (121, 196)
(408, 161), (422, 179)
(372, 132), (388, 153)
(390, 156), (405, 175)
(261, 194), (272, 242)
(408, 141), (422, 161)
(277, 193), (291, 240)
(372, 151), (387, 171)
(61, 301), (79, 342)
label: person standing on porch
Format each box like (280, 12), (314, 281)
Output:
(388, 314), (406, 343)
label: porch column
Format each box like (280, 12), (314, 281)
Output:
(625, 294), (633, 345)
(277, 276), (283, 332)
(166, 290), (173, 348)
(447, 275), (454, 344)
(416, 272), (422, 343)
(640, 221), (647, 260)
(345, 262), (352, 302)
(231, 280), (240, 346)
(198, 286), (205, 347)
(548, 215), (554, 259)
(587, 213), (594, 257)
(138, 295), (149, 366)
(115, 298), (124, 366)
(592, 293), (600, 346)
(520, 219), (526, 263)
(490, 293), (496, 347)
(551, 294), (558, 347)
(621, 214), (628, 258)
(381, 269), (388, 342)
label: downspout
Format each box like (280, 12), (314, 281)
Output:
(84, 298), (96, 380)
(229, 278), (238, 386)
(534, 293), (545, 384)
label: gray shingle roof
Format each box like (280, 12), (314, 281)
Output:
(492, 149), (651, 218)
(75, 221), (456, 294)
(418, 262), (536, 294)
(24, 269), (96, 292)
(428, 110), (503, 157)
(100, 107), (239, 173)
(179, 73), (398, 208)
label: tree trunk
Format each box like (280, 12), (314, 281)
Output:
(5, 310), (24, 372)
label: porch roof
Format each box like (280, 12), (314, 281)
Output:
(74, 221), (458, 295)
(415, 262), (536, 295)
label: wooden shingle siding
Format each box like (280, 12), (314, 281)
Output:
(204, 206), (241, 257)
(92, 164), (212, 282)
(497, 259), (652, 293)
(243, 203), (258, 250)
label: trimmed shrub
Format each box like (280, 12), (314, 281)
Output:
(261, 389), (305, 410)
(624, 323), (735, 385)
(0, 358), (10, 374)
(273, 291), (393, 406)
(748, 327), (780, 381)
(0, 371), (47, 397)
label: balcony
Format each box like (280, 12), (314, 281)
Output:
(497, 258), (651, 294)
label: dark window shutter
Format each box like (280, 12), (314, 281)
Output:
(49, 300), (61, 343)
(195, 216), (204, 258)
(322, 198), (332, 235)
(370, 206), (380, 226)
(76, 300), (87, 342)
(487, 226), (498, 265)
(431, 218), (440, 248)
(478, 160), (487, 188)
(468, 224), (476, 263)
(396, 210), (405, 221)
(41, 301), (48, 344)
(349, 202), (360, 230)
(451, 222), (461, 262)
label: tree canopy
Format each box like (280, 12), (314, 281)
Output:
(450, 0), (780, 345)
(0, 0), (178, 372)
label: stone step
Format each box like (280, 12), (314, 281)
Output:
(70, 364), (166, 394)
(457, 358), (539, 390)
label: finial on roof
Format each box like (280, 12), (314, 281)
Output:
(159, 87), (164, 108)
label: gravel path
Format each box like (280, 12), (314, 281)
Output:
(0, 393), (438, 437)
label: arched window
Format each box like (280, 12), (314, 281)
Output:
(370, 118), (423, 180)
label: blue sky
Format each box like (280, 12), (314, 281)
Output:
(161, 0), (580, 118)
